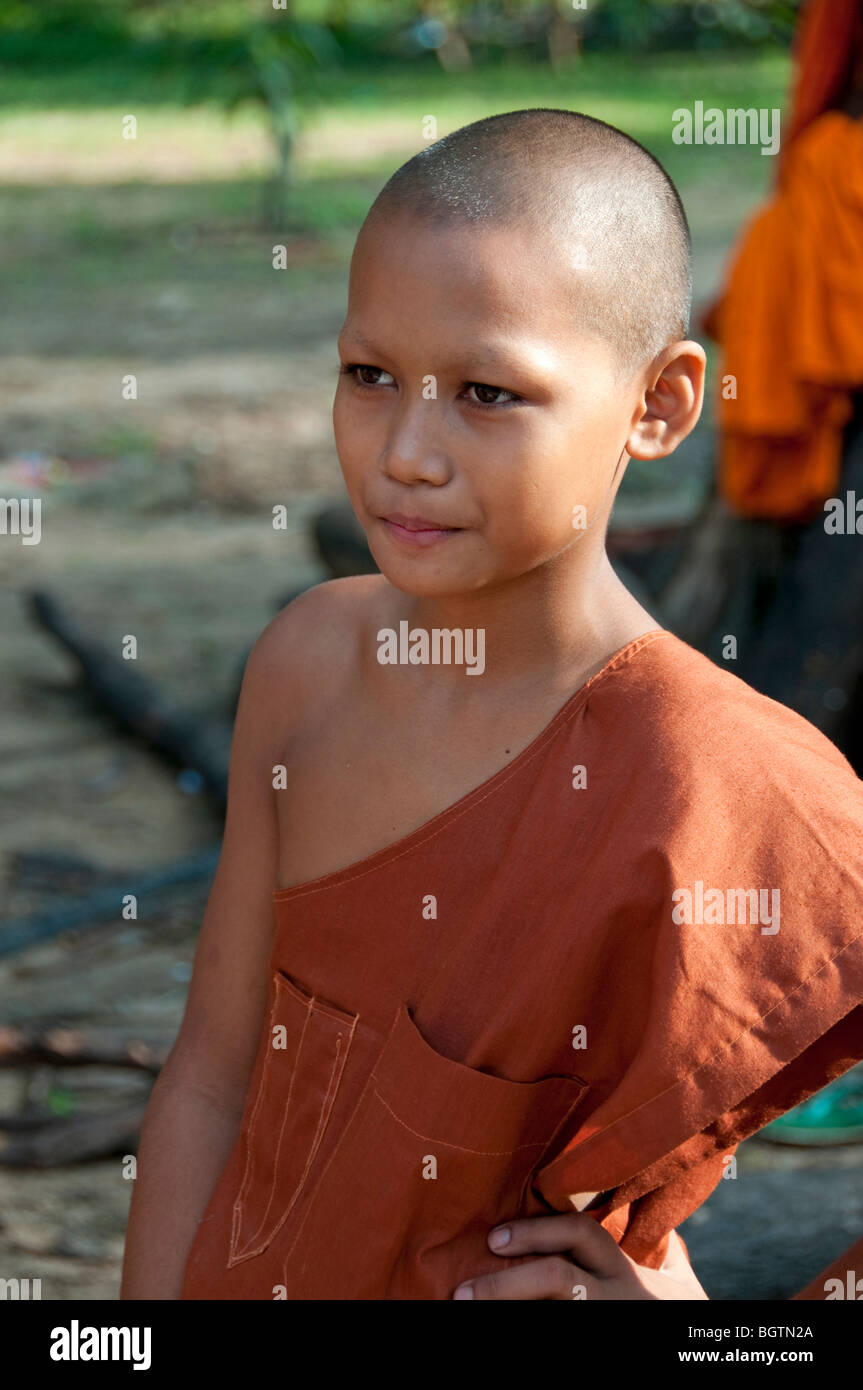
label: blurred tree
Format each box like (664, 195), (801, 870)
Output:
(246, 15), (335, 228)
(542, 1), (583, 70)
(185, 1), (339, 230)
(412, 0), (473, 71)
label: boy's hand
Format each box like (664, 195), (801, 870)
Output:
(452, 1213), (708, 1300)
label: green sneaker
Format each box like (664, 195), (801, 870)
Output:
(761, 1065), (863, 1145)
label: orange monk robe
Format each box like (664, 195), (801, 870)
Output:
(793, 1232), (863, 1301)
(180, 633), (863, 1300)
(702, 112), (863, 521)
(784, 0), (863, 152)
(702, 0), (863, 521)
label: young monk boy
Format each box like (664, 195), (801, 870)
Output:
(121, 109), (863, 1301)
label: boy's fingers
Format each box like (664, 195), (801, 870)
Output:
(488, 1211), (624, 1276)
(454, 1255), (598, 1301)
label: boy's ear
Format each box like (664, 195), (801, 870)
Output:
(625, 341), (706, 460)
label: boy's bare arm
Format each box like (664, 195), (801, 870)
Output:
(120, 585), (332, 1299)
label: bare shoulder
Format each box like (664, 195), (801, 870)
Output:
(261, 572), (386, 669)
(240, 574), (389, 729)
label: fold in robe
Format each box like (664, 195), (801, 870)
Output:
(181, 632), (863, 1299)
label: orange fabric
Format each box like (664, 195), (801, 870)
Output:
(181, 631), (863, 1299)
(702, 113), (863, 520)
(793, 1232), (863, 1300)
(784, 0), (863, 156)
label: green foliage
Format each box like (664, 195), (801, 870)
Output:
(0, 0), (800, 66)
(582, 1), (798, 51)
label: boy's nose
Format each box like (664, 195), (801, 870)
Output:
(380, 401), (453, 486)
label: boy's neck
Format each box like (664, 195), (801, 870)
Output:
(380, 550), (660, 695)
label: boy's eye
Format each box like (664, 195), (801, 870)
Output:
(341, 364), (394, 388)
(464, 382), (519, 407)
(340, 363), (520, 408)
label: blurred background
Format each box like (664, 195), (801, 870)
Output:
(1, 0), (861, 1301)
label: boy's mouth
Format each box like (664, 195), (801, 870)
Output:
(380, 512), (463, 548)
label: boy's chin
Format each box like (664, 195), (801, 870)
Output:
(369, 552), (494, 599)
(373, 563), (477, 600)
(367, 537), (549, 599)
(363, 532), (477, 598)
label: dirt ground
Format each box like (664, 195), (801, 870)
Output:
(0, 483), (331, 1299)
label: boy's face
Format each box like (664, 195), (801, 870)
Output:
(334, 211), (645, 598)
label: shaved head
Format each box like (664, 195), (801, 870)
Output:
(363, 108), (692, 377)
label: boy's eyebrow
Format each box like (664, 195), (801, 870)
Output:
(337, 330), (383, 356)
(338, 331), (557, 378)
